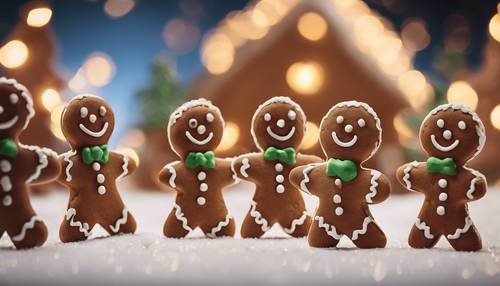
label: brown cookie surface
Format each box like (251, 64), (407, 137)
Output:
(159, 99), (235, 238)
(0, 78), (60, 249)
(232, 97), (321, 238)
(396, 104), (486, 251)
(289, 101), (390, 248)
(58, 95), (137, 242)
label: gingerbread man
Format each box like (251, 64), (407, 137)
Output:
(58, 95), (137, 242)
(0, 78), (60, 249)
(232, 97), (321, 238)
(159, 99), (235, 238)
(396, 104), (487, 251)
(289, 101), (390, 248)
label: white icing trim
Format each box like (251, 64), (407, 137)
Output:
(109, 208), (129, 233)
(11, 216), (43, 242)
(402, 161), (420, 191)
(415, 218), (434, 239)
(366, 170), (381, 203)
(314, 216), (342, 240)
(331, 132), (357, 148)
(240, 158), (250, 178)
(19, 144), (55, 184)
(283, 212), (308, 234)
(61, 150), (77, 182)
(164, 162), (177, 188)
(116, 153), (129, 181)
(251, 96), (306, 151)
(65, 208), (92, 237)
(463, 166), (486, 200)
(0, 115), (19, 130)
(299, 163), (321, 194)
(78, 122), (109, 138)
(249, 201), (270, 232)
(351, 217), (373, 241)
(0, 77), (35, 130)
(446, 217), (473, 240)
(185, 130), (213, 145)
(265, 126), (296, 142)
(206, 215), (232, 238)
(320, 101), (382, 159)
(430, 134), (459, 152)
(173, 203), (193, 232)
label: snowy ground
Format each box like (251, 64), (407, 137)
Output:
(1, 182), (499, 285)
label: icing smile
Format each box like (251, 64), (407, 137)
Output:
(266, 126), (295, 141)
(185, 131), (213, 145)
(332, 132), (357, 148)
(430, 134), (459, 152)
(0, 115), (19, 130)
(79, 122), (109, 138)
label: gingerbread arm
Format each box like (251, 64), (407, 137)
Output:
(289, 163), (324, 196)
(159, 161), (181, 192)
(231, 153), (262, 181)
(464, 169), (487, 202)
(296, 153), (323, 165)
(396, 161), (426, 193)
(21, 145), (61, 185)
(110, 151), (137, 180)
(217, 158), (238, 187)
(365, 170), (391, 204)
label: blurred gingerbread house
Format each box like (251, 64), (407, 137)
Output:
(190, 0), (432, 183)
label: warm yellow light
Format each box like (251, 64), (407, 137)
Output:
(51, 103), (66, 124)
(354, 15), (383, 48)
(119, 147), (140, 167)
(297, 12), (327, 41)
(447, 81), (478, 110)
(41, 88), (61, 111)
(104, 0), (135, 18)
(216, 122), (240, 152)
(302, 122), (319, 149)
(393, 113), (415, 145)
(0, 40), (29, 69)
(202, 33), (234, 75)
(50, 122), (66, 141)
(397, 70), (426, 99)
(84, 53), (115, 87)
(121, 128), (146, 148)
(286, 62), (324, 95)
(68, 69), (86, 92)
(489, 13), (500, 43)
(26, 8), (52, 27)
(490, 104), (500, 130)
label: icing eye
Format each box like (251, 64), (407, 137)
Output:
(188, 118), (198, 128)
(437, 119), (444, 128)
(264, 113), (271, 122)
(0, 106), (3, 114)
(99, 106), (107, 116)
(89, 114), (97, 123)
(336, 116), (344, 124)
(288, 110), (296, 120)
(80, 107), (89, 118)
(206, 113), (214, 123)
(357, 118), (366, 128)
(10, 93), (19, 104)
(458, 120), (466, 130)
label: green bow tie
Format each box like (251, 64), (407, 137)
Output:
(326, 158), (357, 182)
(264, 146), (296, 165)
(185, 151), (215, 169)
(0, 138), (18, 158)
(82, 145), (109, 165)
(426, 157), (457, 176)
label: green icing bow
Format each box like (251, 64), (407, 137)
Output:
(82, 145), (109, 165)
(0, 138), (18, 158)
(426, 157), (457, 176)
(326, 158), (357, 182)
(264, 146), (296, 165)
(185, 151), (215, 169)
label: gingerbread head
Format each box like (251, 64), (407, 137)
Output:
(0, 77), (35, 139)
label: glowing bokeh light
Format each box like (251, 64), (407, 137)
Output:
(26, 8), (53, 27)
(446, 81), (478, 110)
(489, 13), (500, 43)
(104, 0), (135, 18)
(297, 12), (327, 41)
(302, 122), (319, 149)
(216, 122), (240, 152)
(0, 40), (28, 69)
(84, 53), (116, 87)
(286, 62), (324, 95)
(41, 88), (61, 111)
(490, 104), (500, 130)
(202, 33), (234, 75)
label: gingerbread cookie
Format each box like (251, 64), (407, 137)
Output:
(58, 95), (137, 242)
(396, 104), (487, 251)
(232, 97), (321, 238)
(0, 78), (60, 249)
(159, 99), (235, 238)
(289, 101), (390, 248)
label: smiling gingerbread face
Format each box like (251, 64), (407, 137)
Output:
(0, 78), (34, 138)
(168, 99), (224, 158)
(61, 95), (115, 149)
(251, 97), (306, 151)
(319, 101), (381, 162)
(420, 104), (485, 165)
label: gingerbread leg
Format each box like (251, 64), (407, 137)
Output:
(103, 208), (137, 236)
(7, 213), (47, 249)
(241, 211), (268, 238)
(163, 209), (192, 238)
(446, 224), (482, 252)
(59, 208), (94, 243)
(202, 216), (236, 238)
(408, 223), (440, 249)
(350, 221), (387, 249)
(281, 213), (311, 238)
(308, 219), (341, 248)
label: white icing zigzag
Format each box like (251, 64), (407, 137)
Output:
(351, 217), (373, 241)
(65, 208), (92, 237)
(283, 212), (308, 234)
(61, 150), (77, 182)
(173, 203), (193, 232)
(415, 218), (434, 239)
(206, 215), (232, 238)
(163, 163), (177, 188)
(463, 166), (486, 200)
(314, 216), (342, 240)
(11, 216), (43, 242)
(110, 208), (129, 233)
(0, 77), (35, 130)
(116, 153), (129, 181)
(403, 161), (420, 191)
(366, 170), (381, 203)
(300, 163), (321, 194)
(240, 158), (250, 178)
(20, 144), (54, 184)
(447, 217), (473, 240)
(250, 201), (270, 232)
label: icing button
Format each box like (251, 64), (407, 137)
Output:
(439, 192), (448, 201)
(92, 162), (101, 171)
(98, 186), (106, 195)
(1, 176), (12, 192)
(200, 183), (208, 192)
(197, 197), (206, 206)
(335, 207), (344, 216)
(436, 206), (445, 216)
(97, 174), (105, 184)
(333, 194), (341, 204)
(197, 171), (206, 181)
(2, 195), (12, 206)
(276, 184), (285, 193)
(438, 179), (447, 188)
(0, 160), (11, 173)
(275, 175), (284, 183)
(334, 179), (342, 188)
(275, 163), (283, 172)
